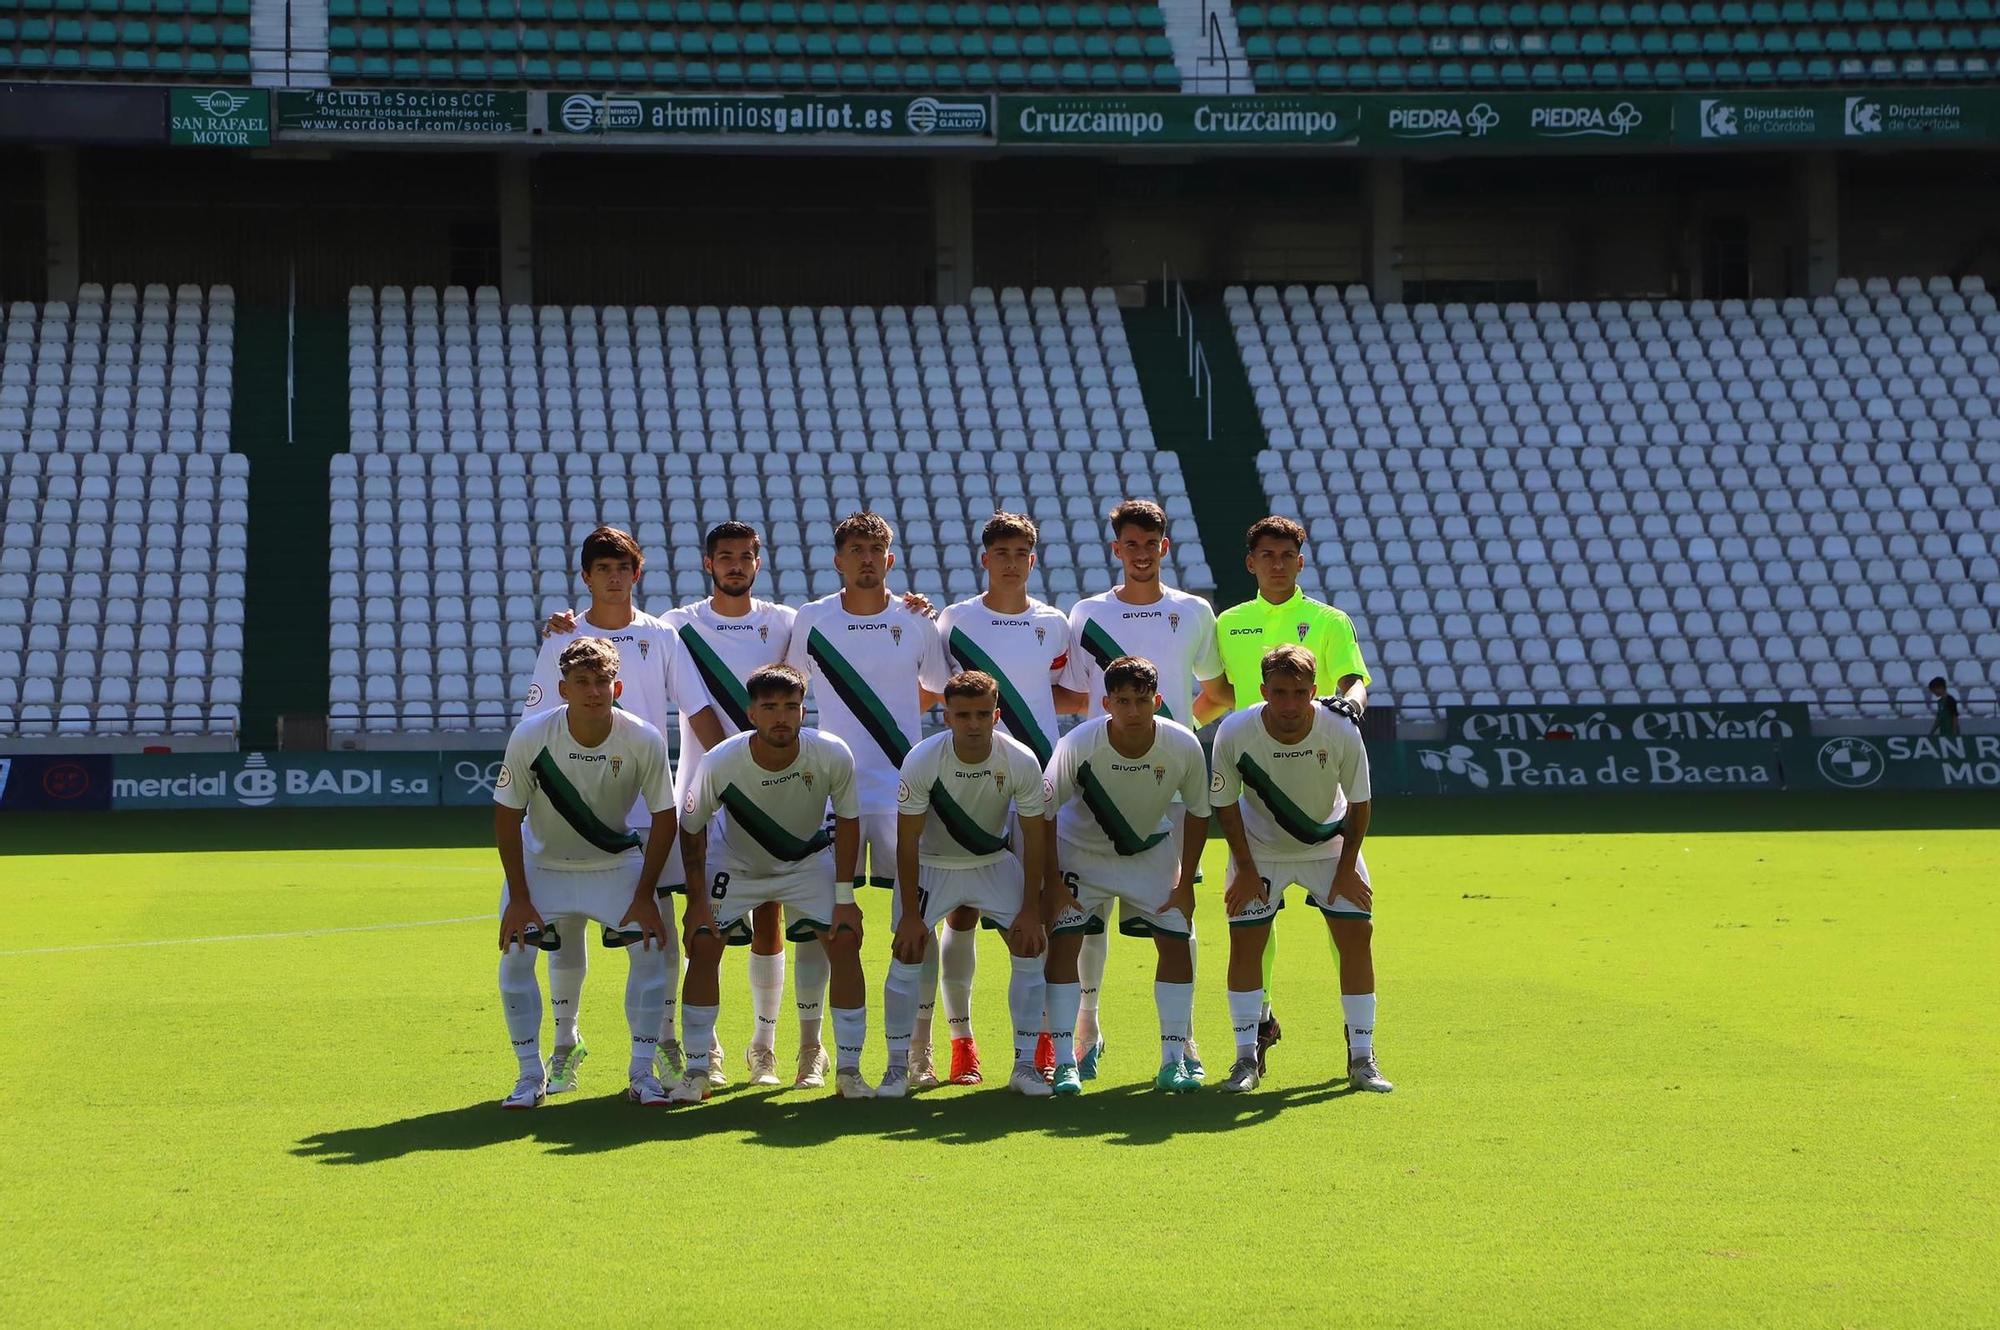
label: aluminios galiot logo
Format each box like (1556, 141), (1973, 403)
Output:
(905, 97), (988, 135)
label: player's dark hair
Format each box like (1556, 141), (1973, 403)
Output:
(745, 663), (809, 701)
(1245, 515), (1308, 554)
(579, 525), (645, 577)
(704, 520), (762, 558)
(558, 637), (621, 678)
(834, 510), (895, 551)
(943, 670), (1000, 703)
(1107, 499), (1166, 538)
(981, 511), (1039, 549)
(1929, 675), (1948, 691)
(1102, 655), (1159, 696)
(1261, 644), (1318, 684)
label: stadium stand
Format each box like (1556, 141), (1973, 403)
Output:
(0, 283), (247, 737)
(322, 0), (1181, 90)
(1235, 0), (2000, 90)
(1234, 275), (2000, 720)
(330, 282), (1211, 733)
(0, 0), (254, 79)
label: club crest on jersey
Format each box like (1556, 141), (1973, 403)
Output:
(610, 756), (623, 778)
(1154, 766), (1166, 785)
(1317, 749), (1328, 768)
(801, 769), (814, 790)
(995, 768), (1008, 794)
(1297, 623), (1311, 642)
(759, 625), (770, 642)
(639, 641), (650, 660)
(890, 625), (904, 646)
(1035, 626), (1047, 645)
(1168, 613), (1181, 632)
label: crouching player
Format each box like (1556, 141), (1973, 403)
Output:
(495, 637), (678, 1108)
(1042, 655), (1212, 1096)
(1211, 645), (1389, 1093)
(674, 664), (877, 1101)
(883, 670), (1052, 1098)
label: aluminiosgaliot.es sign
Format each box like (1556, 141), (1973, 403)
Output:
(110, 752), (437, 810)
(549, 92), (989, 138)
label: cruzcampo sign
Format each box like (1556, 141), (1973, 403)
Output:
(169, 87), (270, 147)
(547, 92), (990, 139)
(276, 89), (529, 135)
(1360, 92), (1670, 148)
(997, 95), (1358, 144)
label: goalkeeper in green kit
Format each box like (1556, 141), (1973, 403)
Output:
(1197, 516), (1372, 1076)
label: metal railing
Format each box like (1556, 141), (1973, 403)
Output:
(1162, 264), (1213, 441)
(1194, 0), (1255, 93)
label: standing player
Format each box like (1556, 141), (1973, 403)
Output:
(1210, 645), (1389, 1093)
(883, 670), (1053, 1098)
(930, 512), (1085, 1084)
(1058, 499), (1226, 1079)
(1042, 656), (1212, 1096)
(674, 665), (875, 1101)
(784, 512), (950, 1084)
(1199, 515), (1373, 1075)
(655, 521), (800, 1088)
(520, 526), (683, 1097)
(495, 637), (678, 1109)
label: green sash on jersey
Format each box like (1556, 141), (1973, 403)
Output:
(1078, 619), (1174, 722)
(719, 783), (833, 863)
(928, 779), (1013, 857)
(678, 623), (752, 732)
(947, 627), (1054, 764)
(530, 749), (643, 854)
(1075, 759), (1170, 857)
(806, 627), (912, 767)
(1235, 752), (1345, 846)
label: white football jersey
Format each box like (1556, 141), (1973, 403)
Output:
(784, 594), (949, 813)
(683, 729), (861, 880)
(897, 729), (1048, 869)
(1209, 704), (1371, 863)
(520, 609), (681, 829)
(495, 707), (675, 872)
(1043, 714), (1212, 859)
(661, 597), (797, 805)
(1060, 585), (1223, 729)
(935, 594), (1073, 767)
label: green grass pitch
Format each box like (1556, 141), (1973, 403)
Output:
(2, 796), (1995, 1328)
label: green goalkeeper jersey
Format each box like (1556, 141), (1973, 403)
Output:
(1215, 590), (1371, 706)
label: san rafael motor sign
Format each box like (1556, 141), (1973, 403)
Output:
(169, 88), (269, 146)
(1787, 734), (2000, 791)
(549, 92), (989, 139)
(1443, 703), (1809, 743)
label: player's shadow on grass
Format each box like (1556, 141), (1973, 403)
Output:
(294, 1077), (1358, 1165)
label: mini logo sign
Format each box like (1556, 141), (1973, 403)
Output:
(905, 96), (988, 135)
(1699, 99), (1737, 137)
(170, 87), (270, 147)
(1816, 736), (1884, 789)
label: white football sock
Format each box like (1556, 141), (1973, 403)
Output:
(831, 1005), (868, 1073)
(681, 1004), (719, 1074)
(1076, 929), (1107, 1049)
(1155, 980), (1193, 1067)
(882, 958), (922, 1067)
(1228, 987), (1264, 1062)
(1008, 954), (1046, 1065)
(547, 916), (587, 1048)
(940, 920), (977, 1040)
(794, 938), (829, 1048)
(624, 942), (669, 1079)
(650, 922), (681, 1050)
(747, 949), (785, 1054)
(1045, 980), (1081, 1065)
(914, 944), (940, 1051)
(499, 944), (544, 1079)
(1342, 993), (1377, 1059)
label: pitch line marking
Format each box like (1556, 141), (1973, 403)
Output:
(0, 915), (490, 957)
